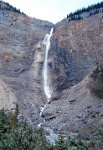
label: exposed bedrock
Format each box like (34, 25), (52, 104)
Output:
(0, 3), (103, 135)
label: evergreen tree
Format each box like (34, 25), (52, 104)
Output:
(67, 1), (103, 21)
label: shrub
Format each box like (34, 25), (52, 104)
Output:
(0, 109), (51, 150)
(1, 108), (103, 150)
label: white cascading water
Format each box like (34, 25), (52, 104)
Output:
(38, 28), (58, 144)
(43, 28), (53, 100)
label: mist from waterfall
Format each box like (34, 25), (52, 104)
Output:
(43, 28), (53, 100)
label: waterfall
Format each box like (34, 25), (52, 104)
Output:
(43, 28), (53, 100)
(38, 28), (58, 144)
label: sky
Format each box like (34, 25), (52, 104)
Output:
(3, 0), (102, 23)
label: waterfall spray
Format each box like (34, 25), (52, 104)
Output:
(43, 28), (53, 101)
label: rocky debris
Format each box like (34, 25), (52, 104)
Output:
(0, 79), (16, 110)
(41, 107), (58, 121)
(0, 3), (103, 137)
(40, 76), (103, 136)
(69, 99), (76, 104)
(88, 64), (103, 98)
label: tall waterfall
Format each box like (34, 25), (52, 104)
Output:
(38, 28), (58, 144)
(43, 28), (53, 100)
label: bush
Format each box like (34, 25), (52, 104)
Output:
(0, 109), (51, 150)
(1, 108), (103, 150)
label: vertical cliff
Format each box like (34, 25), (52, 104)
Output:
(50, 13), (103, 90)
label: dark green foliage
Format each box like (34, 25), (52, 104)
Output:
(69, 15), (83, 21)
(90, 126), (103, 150)
(95, 126), (103, 141)
(1, 109), (103, 150)
(67, 15), (69, 18)
(0, 1), (25, 14)
(67, 1), (103, 21)
(0, 109), (51, 150)
(54, 135), (68, 150)
(89, 9), (100, 17)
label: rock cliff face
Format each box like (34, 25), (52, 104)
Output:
(0, 3), (54, 125)
(0, 2), (103, 135)
(51, 13), (103, 89)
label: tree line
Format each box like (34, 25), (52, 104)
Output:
(67, 1), (103, 21)
(0, 0), (25, 14)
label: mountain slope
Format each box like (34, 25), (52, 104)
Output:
(51, 12), (103, 90)
(0, 1), (103, 136)
(42, 73), (103, 135)
(0, 1), (54, 125)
